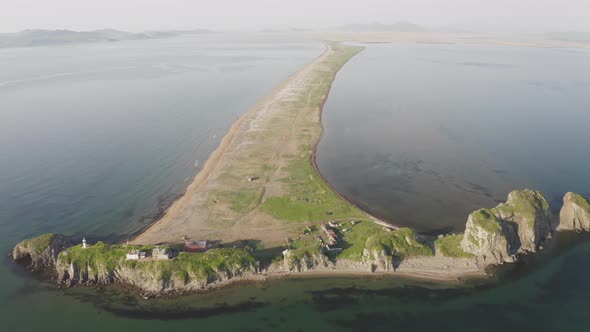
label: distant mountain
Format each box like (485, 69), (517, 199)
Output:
(0, 28), (213, 49)
(331, 22), (426, 33)
(542, 31), (590, 43)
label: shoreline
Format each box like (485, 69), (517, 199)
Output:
(309, 56), (399, 231)
(130, 41), (391, 246)
(130, 43), (333, 243)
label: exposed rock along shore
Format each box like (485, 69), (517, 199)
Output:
(12, 190), (590, 295)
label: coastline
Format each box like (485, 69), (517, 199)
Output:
(129, 42), (382, 246)
(129, 52), (326, 243)
(98, 41), (487, 289)
(133, 40), (394, 243)
(309, 61), (398, 231)
(12, 41), (590, 297)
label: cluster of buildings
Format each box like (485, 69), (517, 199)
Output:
(321, 223), (343, 253)
(125, 240), (209, 261)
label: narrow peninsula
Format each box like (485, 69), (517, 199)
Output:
(12, 43), (590, 295)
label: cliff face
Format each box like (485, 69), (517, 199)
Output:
(362, 247), (393, 272)
(492, 190), (553, 253)
(282, 249), (333, 272)
(54, 257), (258, 294)
(12, 235), (258, 295)
(461, 190), (554, 263)
(558, 192), (590, 231)
(12, 234), (73, 271)
(460, 209), (512, 264)
(362, 228), (433, 272)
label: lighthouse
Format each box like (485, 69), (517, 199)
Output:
(82, 237), (87, 249)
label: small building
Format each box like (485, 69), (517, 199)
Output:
(126, 249), (146, 260)
(184, 240), (208, 252)
(152, 247), (171, 260)
(321, 224), (339, 245)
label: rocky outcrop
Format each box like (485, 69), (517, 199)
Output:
(558, 192), (590, 231)
(362, 247), (393, 272)
(12, 234), (73, 271)
(282, 249), (333, 272)
(13, 235), (258, 295)
(460, 209), (513, 264)
(54, 257), (258, 294)
(491, 189), (553, 253)
(362, 228), (433, 271)
(461, 190), (554, 263)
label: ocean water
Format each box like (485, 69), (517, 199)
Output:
(317, 43), (590, 233)
(3, 38), (590, 331)
(0, 34), (325, 329)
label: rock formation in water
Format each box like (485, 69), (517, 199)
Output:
(558, 192), (590, 231)
(492, 189), (553, 253)
(461, 190), (554, 263)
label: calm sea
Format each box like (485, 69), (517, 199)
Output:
(317, 43), (590, 233)
(2, 39), (590, 331)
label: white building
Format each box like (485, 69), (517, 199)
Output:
(126, 249), (146, 260)
(152, 247), (171, 260)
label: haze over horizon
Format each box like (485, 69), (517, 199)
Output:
(1, 0), (589, 34)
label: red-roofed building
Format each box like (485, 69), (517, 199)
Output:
(184, 240), (208, 252)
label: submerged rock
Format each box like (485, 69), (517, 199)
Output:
(460, 209), (513, 264)
(558, 192), (590, 231)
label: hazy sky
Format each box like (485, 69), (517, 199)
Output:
(1, 0), (589, 33)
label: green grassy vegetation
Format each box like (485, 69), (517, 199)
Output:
(210, 189), (262, 214)
(434, 234), (474, 258)
(58, 242), (255, 283)
(142, 248), (256, 283)
(363, 228), (433, 259)
(284, 245), (323, 266)
(19, 233), (57, 254)
(260, 43), (366, 224)
(470, 209), (502, 233)
(338, 221), (384, 260)
(492, 190), (549, 228)
(570, 193), (590, 210)
(59, 242), (129, 273)
(262, 155), (363, 222)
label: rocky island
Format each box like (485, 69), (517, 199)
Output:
(12, 190), (590, 295)
(10, 42), (590, 295)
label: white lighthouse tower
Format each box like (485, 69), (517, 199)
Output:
(82, 237), (87, 249)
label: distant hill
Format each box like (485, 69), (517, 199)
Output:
(331, 22), (426, 33)
(542, 31), (590, 43)
(0, 28), (213, 49)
